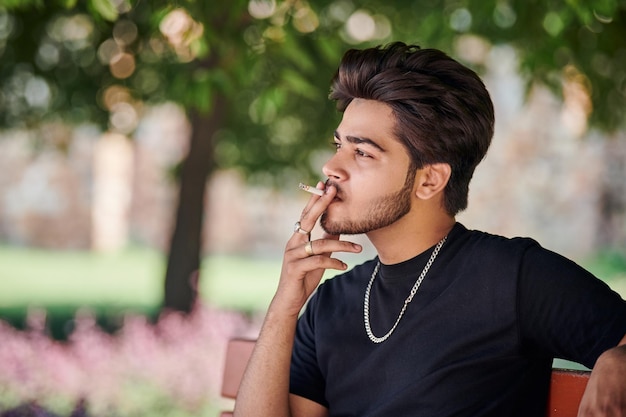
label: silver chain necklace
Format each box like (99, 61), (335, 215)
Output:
(364, 236), (447, 344)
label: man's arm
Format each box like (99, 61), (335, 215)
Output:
(233, 184), (361, 417)
(578, 334), (626, 416)
(233, 308), (328, 417)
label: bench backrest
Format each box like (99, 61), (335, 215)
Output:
(220, 339), (590, 417)
(547, 368), (591, 416)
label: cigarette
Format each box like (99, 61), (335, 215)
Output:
(299, 183), (324, 196)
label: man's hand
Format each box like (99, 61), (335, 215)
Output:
(578, 343), (626, 416)
(272, 182), (362, 318)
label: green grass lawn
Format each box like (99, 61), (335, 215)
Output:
(0, 245), (164, 308)
(0, 247), (279, 312)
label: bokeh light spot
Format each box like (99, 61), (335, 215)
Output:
(109, 53), (135, 79)
(346, 10), (376, 42)
(248, 0), (276, 19)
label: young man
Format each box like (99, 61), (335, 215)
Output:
(234, 42), (626, 416)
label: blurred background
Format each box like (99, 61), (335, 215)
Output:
(0, 0), (625, 415)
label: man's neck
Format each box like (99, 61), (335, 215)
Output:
(367, 212), (456, 265)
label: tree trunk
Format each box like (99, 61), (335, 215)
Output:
(163, 98), (226, 313)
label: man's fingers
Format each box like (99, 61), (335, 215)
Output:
(296, 184), (336, 234)
(286, 238), (362, 269)
(304, 238), (361, 258)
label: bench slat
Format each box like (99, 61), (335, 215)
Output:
(221, 338), (256, 399)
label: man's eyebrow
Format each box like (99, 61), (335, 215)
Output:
(334, 130), (386, 152)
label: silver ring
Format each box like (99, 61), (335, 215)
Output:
(294, 221), (310, 235)
(305, 241), (314, 256)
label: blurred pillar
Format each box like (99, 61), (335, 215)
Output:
(91, 132), (133, 251)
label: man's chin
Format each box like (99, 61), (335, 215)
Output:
(321, 217), (362, 236)
(320, 215), (342, 235)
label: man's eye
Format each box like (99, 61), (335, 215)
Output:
(356, 149), (370, 158)
(332, 141), (341, 150)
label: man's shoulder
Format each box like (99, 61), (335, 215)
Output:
(457, 223), (540, 253)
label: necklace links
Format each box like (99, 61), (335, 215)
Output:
(364, 236), (447, 344)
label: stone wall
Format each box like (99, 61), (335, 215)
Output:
(0, 128), (94, 249)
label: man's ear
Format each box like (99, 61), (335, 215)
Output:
(414, 163), (452, 200)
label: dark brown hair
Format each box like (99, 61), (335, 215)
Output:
(329, 42), (494, 215)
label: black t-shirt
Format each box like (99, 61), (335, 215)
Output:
(290, 223), (626, 417)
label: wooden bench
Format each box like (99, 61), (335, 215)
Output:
(220, 338), (591, 417)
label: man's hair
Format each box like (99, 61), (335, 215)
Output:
(329, 42), (495, 215)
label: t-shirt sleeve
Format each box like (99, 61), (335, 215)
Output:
(518, 244), (626, 368)
(289, 290), (329, 407)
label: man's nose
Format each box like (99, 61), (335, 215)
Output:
(322, 151), (346, 181)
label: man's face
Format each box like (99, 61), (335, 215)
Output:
(321, 99), (416, 235)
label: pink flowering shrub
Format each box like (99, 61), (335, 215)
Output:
(0, 303), (259, 417)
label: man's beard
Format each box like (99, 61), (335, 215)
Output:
(321, 170), (415, 235)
